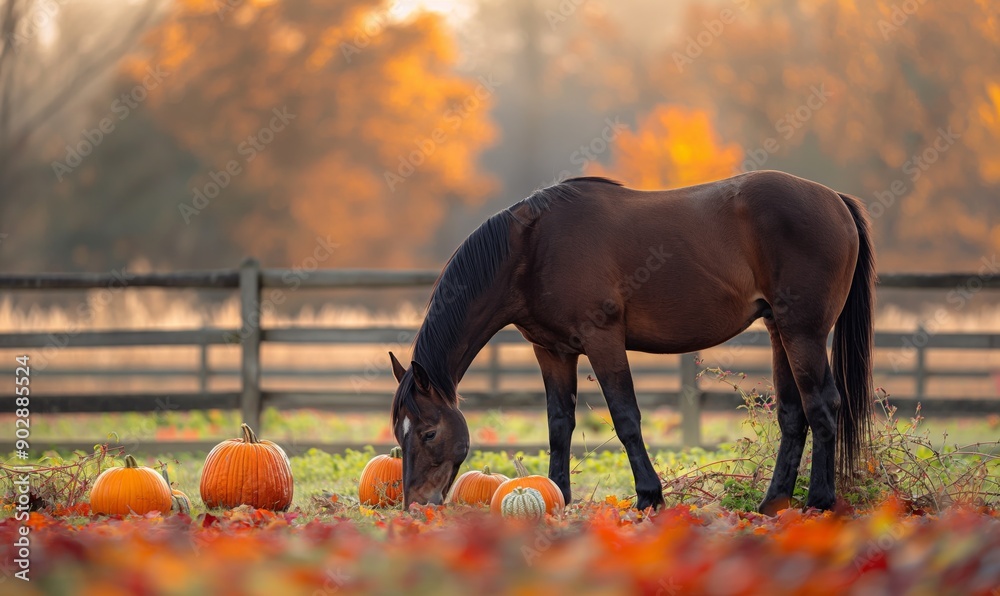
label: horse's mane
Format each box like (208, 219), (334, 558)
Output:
(392, 209), (513, 424)
(390, 176), (623, 424)
(515, 176), (623, 221)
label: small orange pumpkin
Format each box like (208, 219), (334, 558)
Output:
(90, 455), (173, 516)
(447, 465), (509, 506)
(358, 446), (403, 507)
(160, 467), (192, 515)
(200, 423), (294, 511)
(489, 457), (565, 515)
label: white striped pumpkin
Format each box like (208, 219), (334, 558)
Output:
(500, 487), (546, 519)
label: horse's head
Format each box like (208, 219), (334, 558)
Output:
(388, 352), (469, 506)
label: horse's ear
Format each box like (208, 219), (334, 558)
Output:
(411, 360), (431, 393)
(389, 352), (406, 383)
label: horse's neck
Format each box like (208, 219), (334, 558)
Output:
(418, 273), (513, 390)
(448, 299), (511, 385)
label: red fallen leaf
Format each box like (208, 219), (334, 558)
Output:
(51, 502), (91, 517)
(407, 503), (441, 523)
(26, 511), (57, 530)
(832, 497), (856, 517)
(201, 513), (220, 528)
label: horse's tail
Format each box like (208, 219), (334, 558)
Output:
(833, 193), (876, 482)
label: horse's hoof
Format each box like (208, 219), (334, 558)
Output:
(758, 495), (791, 516)
(805, 493), (836, 511)
(636, 490), (665, 512)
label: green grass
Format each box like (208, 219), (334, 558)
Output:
(0, 446), (709, 519)
(3, 373), (998, 519)
(5, 402), (1000, 447)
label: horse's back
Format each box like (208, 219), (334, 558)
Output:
(510, 171), (861, 354)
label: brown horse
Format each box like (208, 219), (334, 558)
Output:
(388, 170), (875, 513)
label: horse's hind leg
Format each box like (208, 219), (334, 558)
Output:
(582, 332), (665, 510)
(779, 333), (841, 510)
(759, 315), (809, 515)
(533, 345), (579, 504)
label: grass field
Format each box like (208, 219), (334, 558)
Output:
(2, 402), (999, 594)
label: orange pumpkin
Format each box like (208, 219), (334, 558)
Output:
(447, 465), (509, 506)
(489, 458), (565, 515)
(90, 455), (173, 516)
(160, 467), (192, 515)
(200, 423), (294, 511)
(358, 446), (403, 507)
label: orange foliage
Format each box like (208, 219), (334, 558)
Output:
(588, 105), (743, 189)
(129, 0), (496, 267)
(1, 501), (998, 593)
(656, 0), (1000, 269)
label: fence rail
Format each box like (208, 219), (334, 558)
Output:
(1, 261), (999, 453)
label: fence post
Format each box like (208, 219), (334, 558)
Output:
(239, 258), (262, 432)
(198, 324), (209, 396)
(680, 352), (701, 448)
(915, 324), (927, 400)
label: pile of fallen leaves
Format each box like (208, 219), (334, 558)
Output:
(2, 498), (998, 595)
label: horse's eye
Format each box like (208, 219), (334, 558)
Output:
(422, 430), (437, 442)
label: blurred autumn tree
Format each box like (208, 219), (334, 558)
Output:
(652, 0), (1000, 270)
(3, 0), (999, 277)
(128, 0), (496, 267)
(543, 0), (1000, 270)
(588, 105), (742, 188)
(0, 0), (161, 272)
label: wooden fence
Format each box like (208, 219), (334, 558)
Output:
(1, 260), (999, 453)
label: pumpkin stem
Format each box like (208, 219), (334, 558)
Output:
(240, 423), (259, 443)
(513, 456), (530, 478)
(160, 465), (171, 485)
(483, 465), (491, 475)
(124, 454), (139, 469)
(389, 446), (402, 459)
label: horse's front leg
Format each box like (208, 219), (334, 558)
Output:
(533, 346), (579, 504)
(582, 333), (665, 511)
